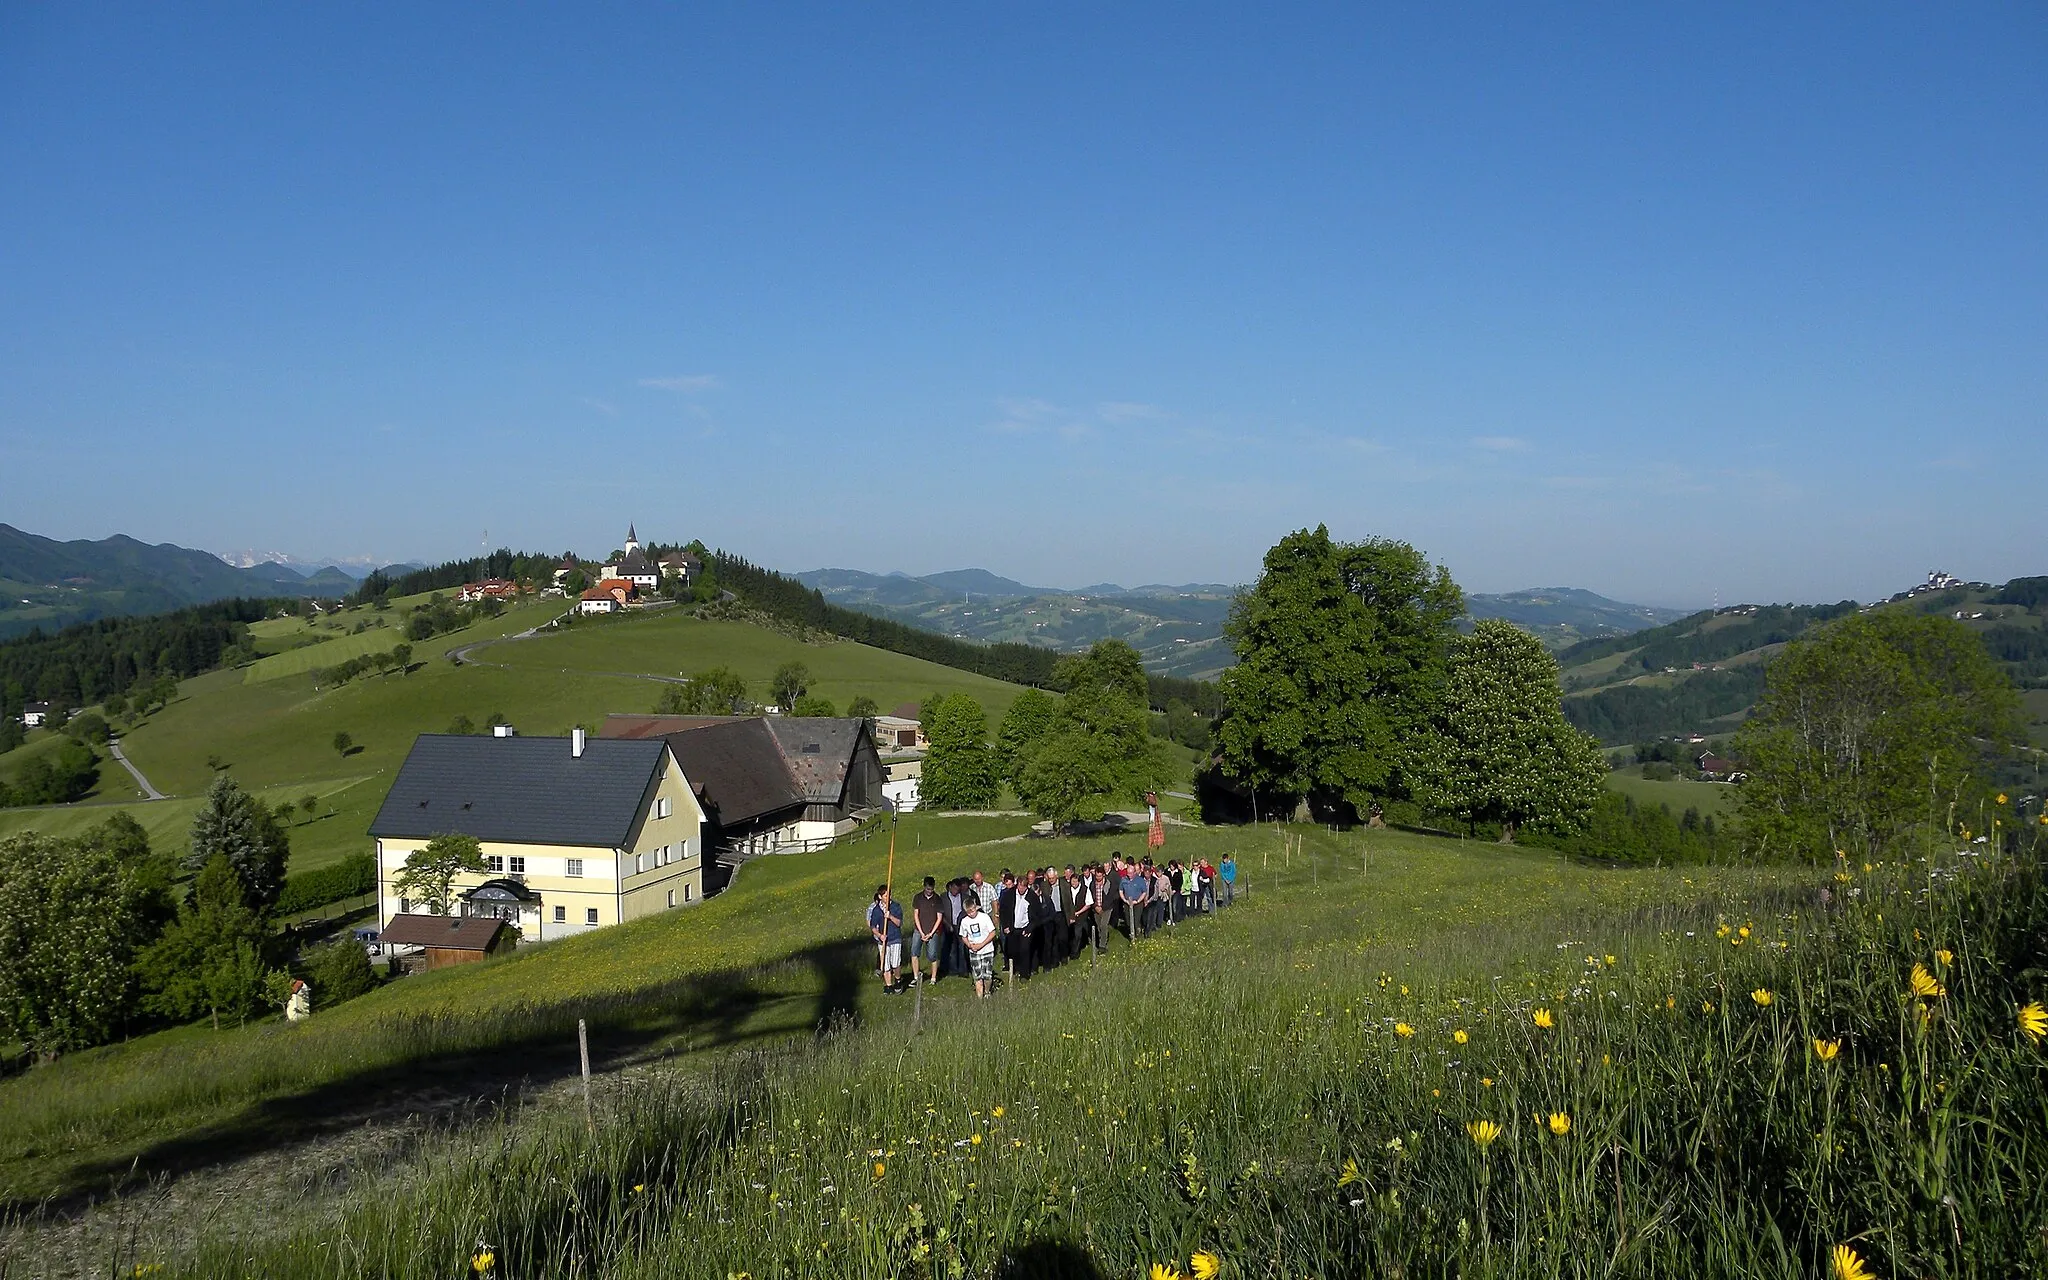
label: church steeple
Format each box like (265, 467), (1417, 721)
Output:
(625, 524), (639, 552)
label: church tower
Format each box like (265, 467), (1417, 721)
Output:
(624, 524), (640, 553)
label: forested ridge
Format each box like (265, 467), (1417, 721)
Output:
(0, 599), (276, 719)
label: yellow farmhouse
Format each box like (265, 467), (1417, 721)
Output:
(370, 726), (706, 942)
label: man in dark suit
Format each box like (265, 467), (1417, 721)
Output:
(998, 869), (1033, 981)
(1063, 864), (1093, 960)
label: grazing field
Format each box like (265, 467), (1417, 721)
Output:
(0, 775), (380, 872)
(1603, 769), (1739, 819)
(484, 611), (1033, 721)
(241, 623), (409, 682)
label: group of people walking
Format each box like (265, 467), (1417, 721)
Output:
(865, 853), (1239, 998)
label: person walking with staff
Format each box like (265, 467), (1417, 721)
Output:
(868, 885), (904, 994)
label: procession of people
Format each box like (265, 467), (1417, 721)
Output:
(866, 852), (1239, 998)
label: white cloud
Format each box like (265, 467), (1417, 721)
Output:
(639, 374), (721, 393)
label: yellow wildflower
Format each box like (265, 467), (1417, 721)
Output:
(1996, 793), (2008, 804)
(1830, 1243), (1875, 1280)
(1665, 995), (1676, 1009)
(1336, 1157), (1361, 1188)
(1813, 1038), (1841, 1062)
(1738, 925), (1751, 939)
(1702, 1000), (1715, 1013)
(873, 1161), (886, 1178)
(1150, 1264), (1186, 1280)
(1190, 1250), (1222, 1280)
(1466, 1119), (1502, 1148)
(1533, 1008), (1554, 1029)
(971, 1133), (983, 1145)
(1481, 1076), (1494, 1087)
(632, 1183), (645, 1193)
(1546, 1112), (1570, 1136)
(1453, 1029), (1469, 1044)
(1604, 954), (1616, 966)
(1934, 949), (1952, 966)
(2018, 1001), (2048, 1045)
(1751, 988), (1773, 1008)
(471, 1252), (496, 1276)
(1394, 1022), (1415, 1038)
(1908, 964), (1944, 999)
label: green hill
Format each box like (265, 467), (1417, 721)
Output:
(0, 598), (1035, 872)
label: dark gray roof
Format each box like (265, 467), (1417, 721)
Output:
(602, 715), (802, 826)
(617, 546), (657, 576)
(370, 734), (670, 847)
(764, 717), (869, 804)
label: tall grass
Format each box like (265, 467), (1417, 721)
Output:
(148, 842), (2048, 1279)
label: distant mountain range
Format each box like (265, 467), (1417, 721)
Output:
(0, 525), (380, 639)
(795, 568), (1689, 678)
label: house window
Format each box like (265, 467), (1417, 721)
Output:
(667, 889), (675, 908)
(566, 858), (583, 877)
(585, 908), (599, 925)
(684, 884), (692, 902)
(553, 905), (566, 923)
(484, 855), (504, 872)
(636, 853), (646, 874)
(509, 856), (525, 874)
(657, 797), (672, 819)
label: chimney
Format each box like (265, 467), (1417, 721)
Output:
(572, 726), (587, 758)
(493, 723), (514, 738)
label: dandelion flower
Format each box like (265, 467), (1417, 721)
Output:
(1751, 988), (1773, 1007)
(1934, 949), (1952, 966)
(1547, 1112), (1571, 1136)
(873, 1161), (887, 1178)
(1190, 1250), (1222, 1280)
(991, 1106), (1005, 1118)
(471, 1251), (496, 1276)
(1481, 1077), (1494, 1087)
(1467, 1119), (1502, 1148)
(1394, 1022), (1415, 1038)
(1830, 1243), (1875, 1280)
(1813, 1038), (1841, 1062)
(633, 1183), (645, 1193)
(1533, 1008), (1554, 1029)
(971, 1133), (983, 1145)
(1453, 1029), (1469, 1044)
(1702, 1000), (1715, 1013)
(1336, 1157), (1360, 1188)
(1996, 793), (2008, 805)
(1665, 996), (1676, 1010)
(1149, 1264), (1186, 1280)
(1605, 954), (1617, 966)
(2018, 1001), (2048, 1045)
(1909, 964), (1945, 999)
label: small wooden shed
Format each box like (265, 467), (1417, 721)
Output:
(381, 913), (514, 971)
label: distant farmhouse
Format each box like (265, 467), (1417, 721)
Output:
(601, 714), (884, 859)
(458, 578), (522, 603)
(19, 701), (51, 728)
(370, 726), (706, 942)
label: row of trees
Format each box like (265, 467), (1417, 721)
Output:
(0, 776), (378, 1061)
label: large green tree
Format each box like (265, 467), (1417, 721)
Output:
(137, 853), (277, 1030)
(392, 832), (490, 915)
(1734, 611), (2020, 861)
(770, 661), (811, 711)
(0, 831), (157, 1060)
(994, 688), (1059, 791)
(920, 695), (999, 810)
(1411, 620), (1607, 843)
(186, 774), (291, 912)
(1015, 641), (1175, 833)
(1216, 527), (1463, 814)
(656, 667), (754, 716)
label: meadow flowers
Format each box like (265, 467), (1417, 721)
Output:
(1532, 1008), (1554, 1029)
(1467, 1119), (1502, 1148)
(1336, 1157), (1361, 1189)
(1149, 1263), (1186, 1280)
(1190, 1250), (1222, 1279)
(1546, 1112), (1571, 1136)
(1394, 1022), (1415, 1038)
(470, 1250), (496, 1276)
(2018, 1001), (2048, 1045)
(1829, 1243), (1875, 1280)
(1453, 1028), (1469, 1044)
(1813, 1038), (1841, 1062)
(1751, 988), (1773, 1008)
(872, 1161), (886, 1178)
(1909, 964), (1945, 999)
(1934, 949), (1953, 966)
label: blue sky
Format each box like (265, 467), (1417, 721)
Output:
(1, 5), (2041, 607)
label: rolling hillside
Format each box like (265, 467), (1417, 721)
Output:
(0, 524), (365, 639)
(1558, 575), (2048, 747)
(796, 567), (1682, 678)
(0, 596), (1037, 872)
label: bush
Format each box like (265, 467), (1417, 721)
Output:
(302, 939), (379, 1009)
(275, 853), (377, 916)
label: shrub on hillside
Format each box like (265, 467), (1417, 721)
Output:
(302, 939), (379, 1009)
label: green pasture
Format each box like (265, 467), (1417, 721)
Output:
(486, 611), (1032, 720)
(0, 816), (1783, 1213)
(241, 624), (409, 682)
(0, 775), (380, 873)
(1604, 768), (1738, 818)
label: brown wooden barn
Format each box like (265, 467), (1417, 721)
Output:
(381, 913), (514, 971)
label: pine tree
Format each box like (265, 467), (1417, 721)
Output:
(186, 775), (290, 912)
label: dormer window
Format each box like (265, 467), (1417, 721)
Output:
(656, 797), (673, 819)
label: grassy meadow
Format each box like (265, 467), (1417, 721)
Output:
(11, 809), (2044, 1278)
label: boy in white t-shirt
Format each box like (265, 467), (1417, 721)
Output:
(957, 896), (999, 998)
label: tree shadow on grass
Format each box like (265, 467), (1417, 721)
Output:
(7, 935), (873, 1219)
(996, 1235), (1107, 1280)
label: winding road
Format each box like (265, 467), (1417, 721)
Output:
(108, 737), (167, 801)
